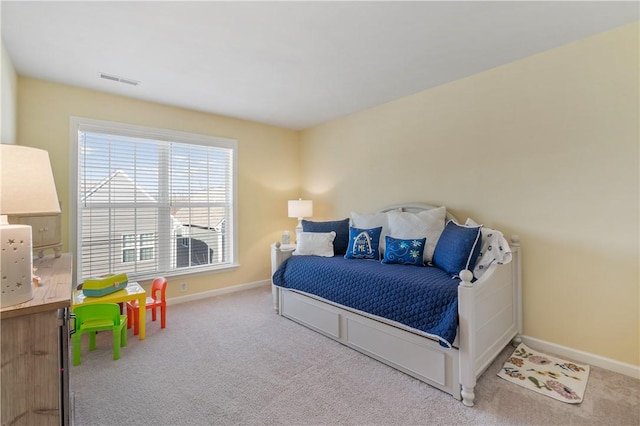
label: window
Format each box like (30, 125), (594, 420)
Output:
(121, 234), (137, 263)
(71, 117), (237, 282)
(122, 233), (156, 263)
(139, 233), (155, 261)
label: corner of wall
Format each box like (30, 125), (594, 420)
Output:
(1, 39), (18, 144)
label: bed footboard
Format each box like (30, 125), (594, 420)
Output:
(458, 236), (522, 406)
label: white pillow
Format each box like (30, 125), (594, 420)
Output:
(465, 218), (512, 278)
(351, 211), (389, 254)
(387, 206), (446, 263)
(293, 231), (336, 257)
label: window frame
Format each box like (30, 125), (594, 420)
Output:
(69, 117), (239, 284)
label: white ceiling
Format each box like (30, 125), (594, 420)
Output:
(2, 1), (638, 130)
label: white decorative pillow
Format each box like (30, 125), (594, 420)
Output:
(387, 206), (446, 263)
(351, 211), (389, 254)
(465, 219), (512, 278)
(293, 231), (336, 257)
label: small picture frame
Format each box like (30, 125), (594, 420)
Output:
(282, 230), (290, 245)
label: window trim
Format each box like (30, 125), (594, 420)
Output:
(69, 116), (239, 284)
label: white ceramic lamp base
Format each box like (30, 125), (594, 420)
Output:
(0, 224), (34, 308)
(295, 218), (303, 243)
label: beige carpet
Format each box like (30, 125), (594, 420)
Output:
(71, 285), (639, 426)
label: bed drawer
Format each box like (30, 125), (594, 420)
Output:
(281, 291), (341, 339)
(346, 317), (447, 386)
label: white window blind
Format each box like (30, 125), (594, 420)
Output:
(73, 118), (237, 283)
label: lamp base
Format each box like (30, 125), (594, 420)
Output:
(0, 223), (34, 308)
(295, 218), (303, 243)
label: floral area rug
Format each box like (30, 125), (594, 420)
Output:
(497, 343), (590, 404)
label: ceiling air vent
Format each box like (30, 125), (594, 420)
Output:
(98, 72), (140, 86)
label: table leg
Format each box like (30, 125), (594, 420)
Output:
(138, 294), (146, 340)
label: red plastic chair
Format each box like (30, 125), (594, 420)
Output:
(126, 277), (167, 335)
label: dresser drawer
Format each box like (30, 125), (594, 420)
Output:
(9, 214), (61, 248)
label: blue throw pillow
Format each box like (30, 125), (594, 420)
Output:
(345, 226), (382, 260)
(302, 218), (350, 254)
(381, 236), (426, 266)
(432, 221), (482, 277)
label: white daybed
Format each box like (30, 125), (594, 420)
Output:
(270, 203), (522, 407)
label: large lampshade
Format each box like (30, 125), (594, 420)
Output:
(1, 144), (61, 308)
(287, 199), (313, 219)
(288, 199), (313, 242)
(1, 145), (61, 215)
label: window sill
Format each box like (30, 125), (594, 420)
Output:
(128, 263), (240, 283)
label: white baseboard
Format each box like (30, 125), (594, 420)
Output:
(521, 335), (640, 380)
(167, 279), (270, 306)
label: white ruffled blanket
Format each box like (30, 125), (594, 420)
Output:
(466, 219), (512, 279)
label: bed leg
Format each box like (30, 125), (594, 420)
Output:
(510, 235), (523, 347)
(458, 269), (476, 407)
(461, 386), (475, 407)
(271, 242), (284, 314)
(272, 285), (279, 313)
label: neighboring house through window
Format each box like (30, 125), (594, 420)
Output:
(71, 117), (238, 283)
(122, 233), (156, 263)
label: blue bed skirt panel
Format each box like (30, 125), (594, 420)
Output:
(272, 255), (461, 348)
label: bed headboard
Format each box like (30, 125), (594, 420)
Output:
(378, 203), (458, 222)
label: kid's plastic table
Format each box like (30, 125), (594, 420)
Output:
(72, 282), (147, 340)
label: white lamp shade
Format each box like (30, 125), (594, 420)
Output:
(288, 199), (313, 219)
(1, 144), (61, 215)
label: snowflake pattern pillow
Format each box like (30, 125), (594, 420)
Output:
(381, 236), (426, 266)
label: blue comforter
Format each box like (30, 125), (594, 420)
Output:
(272, 255), (461, 348)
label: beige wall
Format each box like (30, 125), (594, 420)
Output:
(17, 78), (301, 299)
(300, 22), (639, 366)
(12, 21), (639, 367)
(1, 40), (18, 144)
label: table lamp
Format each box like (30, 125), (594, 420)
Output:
(1, 144), (61, 308)
(288, 199), (313, 243)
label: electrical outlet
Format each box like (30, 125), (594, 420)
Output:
(180, 282), (187, 292)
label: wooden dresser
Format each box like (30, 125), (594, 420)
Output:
(1, 253), (73, 426)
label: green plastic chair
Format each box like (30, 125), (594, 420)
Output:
(72, 303), (127, 366)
